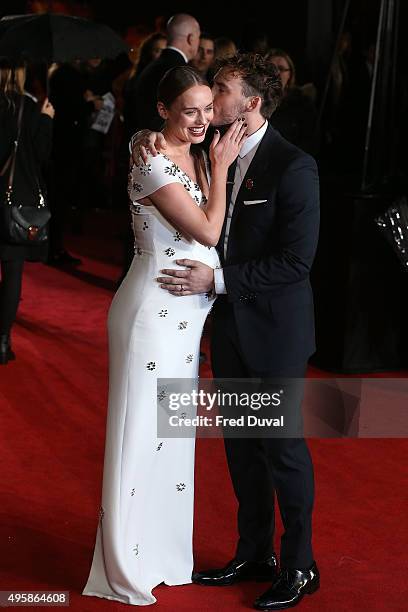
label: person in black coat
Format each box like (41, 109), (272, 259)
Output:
(124, 13), (201, 141)
(134, 53), (320, 610)
(266, 49), (319, 157)
(47, 61), (104, 265)
(0, 63), (54, 364)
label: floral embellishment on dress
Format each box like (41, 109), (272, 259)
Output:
(180, 172), (192, 187)
(142, 221), (149, 230)
(134, 246), (143, 256)
(205, 290), (213, 300)
(201, 195), (208, 205)
(99, 507), (105, 521)
(130, 182), (143, 194)
(164, 247), (175, 257)
(164, 163), (178, 177)
(178, 321), (188, 330)
(131, 488), (135, 496)
(130, 203), (142, 214)
(173, 231), (182, 242)
(186, 354), (193, 364)
(176, 483), (186, 492)
(133, 544), (139, 556)
(137, 162), (152, 176)
(158, 309), (168, 317)
(146, 361), (156, 371)
(156, 442), (163, 451)
(157, 388), (167, 402)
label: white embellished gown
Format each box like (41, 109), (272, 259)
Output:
(82, 151), (219, 605)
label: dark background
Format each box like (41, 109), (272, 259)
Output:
(1, 0), (406, 89)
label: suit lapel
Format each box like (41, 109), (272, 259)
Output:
(216, 159), (237, 262)
(233, 124), (275, 207)
(224, 124), (276, 260)
(226, 158), (237, 204)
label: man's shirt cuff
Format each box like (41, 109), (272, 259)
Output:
(214, 267), (227, 294)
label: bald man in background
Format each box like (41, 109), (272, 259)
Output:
(125, 13), (201, 137)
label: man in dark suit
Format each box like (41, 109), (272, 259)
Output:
(126, 13), (201, 137)
(133, 53), (320, 610)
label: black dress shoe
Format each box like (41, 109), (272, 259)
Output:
(192, 555), (278, 586)
(0, 334), (15, 365)
(254, 561), (319, 610)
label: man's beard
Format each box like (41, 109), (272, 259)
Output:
(211, 103), (247, 130)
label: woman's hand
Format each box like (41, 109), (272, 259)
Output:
(209, 118), (248, 170)
(41, 98), (55, 118)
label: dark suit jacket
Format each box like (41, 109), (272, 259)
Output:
(214, 124), (320, 371)
(124, 48), (186, 139)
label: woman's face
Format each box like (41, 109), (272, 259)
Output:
(151, 38), (166, 61)
(269, 55), (292, 90)
(159, 84), (214, 144)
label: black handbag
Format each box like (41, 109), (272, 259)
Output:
(374, 196), (408, 271)
(0, 96), (51, 245)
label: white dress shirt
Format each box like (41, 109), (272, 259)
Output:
(214, 120), (268, 294)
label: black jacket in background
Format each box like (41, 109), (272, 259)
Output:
(124, 48), (186, 142)
(0, 94), (52, 207)
(269, 88), (319, 157)
(0, 93), (53, 260)
(49, 64), (94, 160)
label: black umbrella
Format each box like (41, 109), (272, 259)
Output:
(0, 13), (128, 63)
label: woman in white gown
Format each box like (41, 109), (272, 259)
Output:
(82, 66), (247, 606)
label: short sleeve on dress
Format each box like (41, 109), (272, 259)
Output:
(128, 153), (180, 201)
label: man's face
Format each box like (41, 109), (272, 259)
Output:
(191, 38), (215, 75)
(188, 26), (201, 60)
(211, 68), (248, 126)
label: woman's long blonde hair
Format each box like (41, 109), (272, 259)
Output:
(0, 65), (26, 105)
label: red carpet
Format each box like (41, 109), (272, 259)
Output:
(1, 233), (407, 611)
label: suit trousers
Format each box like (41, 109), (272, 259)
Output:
(210, 300), (315, 569)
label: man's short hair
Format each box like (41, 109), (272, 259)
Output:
(200, 32), (215, 43)
(215, 52), (283, 118)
